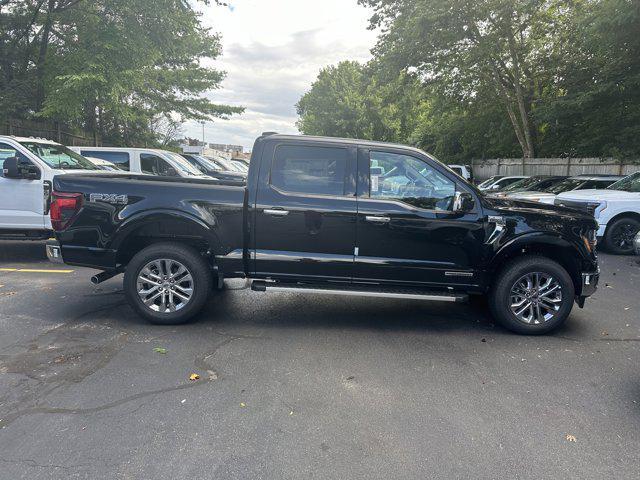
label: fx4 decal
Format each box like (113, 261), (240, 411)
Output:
(89, 193), (128, 205)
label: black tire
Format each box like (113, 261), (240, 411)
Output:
(603, 217), (640, 255)
(123, 242), (212, 325)
(489, 256), (575, 335)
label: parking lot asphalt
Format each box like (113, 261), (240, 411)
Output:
(0, 241), (638, 479)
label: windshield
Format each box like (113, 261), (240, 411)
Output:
(501, 177), (541, 192)
(607, 172), (640, 192)
(19, 141), (98, 170)
(478, 176), (502, 188)
(191, 155), (223, 172)
(165, 152), (206, 176)
(231, 160), (249, 173)
(545, 178), (585, 194)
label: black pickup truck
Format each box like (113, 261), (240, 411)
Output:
(48, 134), (600, 334)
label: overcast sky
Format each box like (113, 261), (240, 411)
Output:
(184, 0), (377, 150)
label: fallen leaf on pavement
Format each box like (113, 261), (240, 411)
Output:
(565, 434), (577, 442)
(154, 347), (168, 354)
(189, 373), (200, 381)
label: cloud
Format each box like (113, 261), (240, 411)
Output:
(184, 0), (377, 150)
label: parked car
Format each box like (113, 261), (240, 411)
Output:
(180, 154), (246, 182)
(0, 135), (103, 240)
(507, 175), (624, 204)
(478, 175), (528, 191)
(47, 133), (599, 335)
(555, 172), (640, 254)
(490, 176), (567, 198)
(70, 146), (211, 179)
(448, 164), (473, 182)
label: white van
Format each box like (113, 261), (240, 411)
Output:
(71, 146), (209, 179)
(0, 136), (103, 239)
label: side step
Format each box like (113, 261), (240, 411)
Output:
(251, 281), (468, 303)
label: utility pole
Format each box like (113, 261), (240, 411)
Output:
(200, 121), (206, 147)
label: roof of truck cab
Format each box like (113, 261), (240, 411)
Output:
(0, 135), (60, 145)
(568, 175), (625, 181)
(262, 134), (430, 155)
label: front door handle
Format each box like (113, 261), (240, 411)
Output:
(264, 208), (289, 217)
(365, 215), (391, 224)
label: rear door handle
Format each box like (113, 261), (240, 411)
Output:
(264, 208), (289, 217)
(365, 216), (391, 224)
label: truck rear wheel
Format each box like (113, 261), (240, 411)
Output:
(603, 217), (640, 255)
(489, 256), (574, 335)
(123, 242), (212, 325)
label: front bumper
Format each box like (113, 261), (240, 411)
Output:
(580, 268), (600, 297)
(46, 240), (63, 264)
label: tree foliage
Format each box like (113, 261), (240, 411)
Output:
(0, 0), (242, 146)
(297, 0), (640, 161)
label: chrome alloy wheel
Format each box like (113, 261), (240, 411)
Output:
(509, 272), (562, 324)
(136, 259), (193, 313)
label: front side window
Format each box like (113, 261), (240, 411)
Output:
(19, 141), (97, 170)
(140, 154), (178, 177)
(271, 145), (347, 196)
(369, 151), (455, 211)
(81, 150), (130, 171)
(0, 142), (33, 177)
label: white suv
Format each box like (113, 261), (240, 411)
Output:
(555, 172), (640, 254)
(0, 136), (105, 239)
(70, 146), (210, 179)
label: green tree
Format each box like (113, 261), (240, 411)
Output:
(0, 0), (242, 146)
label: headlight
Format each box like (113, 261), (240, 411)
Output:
(588, 201), (607, 219)
(582, 229), (598, 253)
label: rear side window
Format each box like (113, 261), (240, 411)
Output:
(271, 145), (347, 196)
(81, 150), (130, 171)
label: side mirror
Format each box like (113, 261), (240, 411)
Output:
(3, 156), (39, 180)
(453, 191), (475, 213)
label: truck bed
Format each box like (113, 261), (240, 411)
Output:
(52, 173), (246, 271)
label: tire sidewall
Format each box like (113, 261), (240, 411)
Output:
(124, 243), (212, 325)
(491, 257), (575, 335)
(605, 218), (640, 255)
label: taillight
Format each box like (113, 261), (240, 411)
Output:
(50, 191), (83, 231)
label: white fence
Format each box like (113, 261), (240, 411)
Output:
(471, 158), (640, 181)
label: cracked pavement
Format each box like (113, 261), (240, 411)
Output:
(0, 240), (638, 479)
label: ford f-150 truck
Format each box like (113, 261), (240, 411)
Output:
(47, 134), (600, 334)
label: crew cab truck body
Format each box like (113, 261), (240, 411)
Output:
(555, 172), (640, 255)
(0, 135), (101, 240)
(49, 134), (600, 334)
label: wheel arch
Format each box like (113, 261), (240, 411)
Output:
(113, 210), (223, 267)
(489, 233), (584, 293)
(603, 211), (640, 233)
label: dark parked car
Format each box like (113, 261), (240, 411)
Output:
(181, 153), (246, 181)
(47, 134), (599, 335)
(490, 175), (567, 197)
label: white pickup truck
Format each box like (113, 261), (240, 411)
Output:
(555, 172), (640, 254)
(0, 135), (106, 240)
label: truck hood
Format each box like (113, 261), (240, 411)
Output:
(556, 189), (640, 201)
(482, 195), (597, 227)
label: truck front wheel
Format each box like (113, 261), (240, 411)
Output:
(489, 256), (575, 335)
(123, 242), (212, 325)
